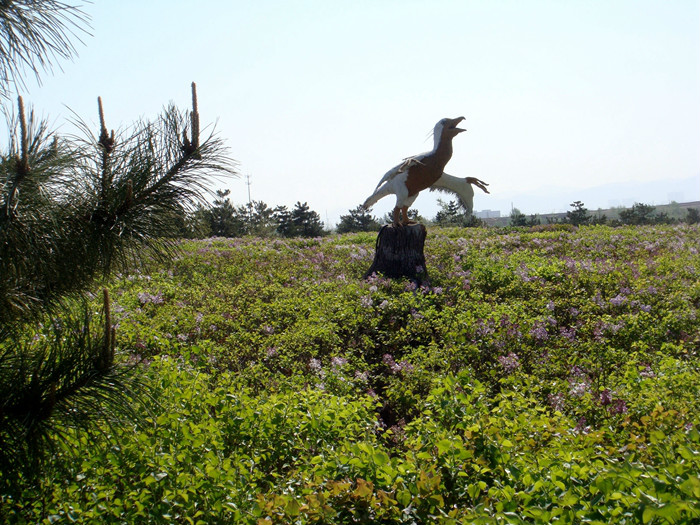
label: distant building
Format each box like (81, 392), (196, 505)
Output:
(475, 209), (501, 219)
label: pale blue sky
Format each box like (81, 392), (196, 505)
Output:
(7, 1), (700, 224)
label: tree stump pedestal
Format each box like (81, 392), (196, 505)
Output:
(364, 223), (428, 284)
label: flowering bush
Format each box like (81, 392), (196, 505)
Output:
(5, 225), (699, 523)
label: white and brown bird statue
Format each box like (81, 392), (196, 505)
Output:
(362, 116), (489, 226)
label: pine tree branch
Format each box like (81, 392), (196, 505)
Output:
(0, 298), (148, 480)
(2, 95), (30, 218)
(0, 1), (91, 99)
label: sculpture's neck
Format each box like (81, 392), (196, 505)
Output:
(431, 135), (454, 167)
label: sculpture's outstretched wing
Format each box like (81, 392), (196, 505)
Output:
(429, 174), (490, 215)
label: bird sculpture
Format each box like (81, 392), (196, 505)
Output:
(363, 116), (489, 226)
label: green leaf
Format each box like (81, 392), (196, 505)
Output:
(396, 489), (411, 508)
(285, 499), (300, 517)
(373, 450), (390, 466)
(436, 438), (454, 455)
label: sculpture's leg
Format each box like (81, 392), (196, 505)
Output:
(401, 206), (415, 225)
(392, 207), (401, 227)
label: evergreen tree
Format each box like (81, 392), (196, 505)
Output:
(434, 199), (463, 226)
(292, 201), (324, 237)
(0, 2), (236, 482)
(618, 202), (657, 225)
(509, 207), (527, 227)
(243, 200), (277, 236)
(566, 200), (591, 226)
(275, 201), (324, 237)
(527, 214), (541, 226)
(337, 205), (381, 233)
(202, 189), (246, 237)
(433, 199), (482, 227)
(273, 205), (294, 237)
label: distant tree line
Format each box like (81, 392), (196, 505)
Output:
(183, 190), (324, 238)
(184, 196), (490, 238)
(185, 193), (699, 239)
(510, 201), (700, 227)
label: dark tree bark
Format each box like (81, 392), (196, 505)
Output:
(364, 224), (428, 284)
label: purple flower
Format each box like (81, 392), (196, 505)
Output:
(397, 360), (414, 373)
(309, 358), (322, 371)
(574, 417), (590, 434)
(529, 321), (549, 342)
(138, 291), (164, 305)
(382, 354), (401, 373)
(610, 399), (628, 415)
(610, 294), (627, 307)
(570, 365), (588, 378)
(599, 389), (612, 406)
(498, 352), (520, 373)
(354, 370), (369, 382)
(331, 356), (348, 368)
(559, 326), (577, 342)
(568, 375), (591, 397)
(350, 248), (368, 260)
(639, 364), (655, 378)
(548, 393), (565, 412)
(360, 295), (373, 308)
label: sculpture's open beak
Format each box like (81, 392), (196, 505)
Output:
(449, 116), (466, 133)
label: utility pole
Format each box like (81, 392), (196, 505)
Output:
(245, 174), (253, 223)
(245, 174), (252, 207)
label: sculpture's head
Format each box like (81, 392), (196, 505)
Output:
(434, 116), (466, 141)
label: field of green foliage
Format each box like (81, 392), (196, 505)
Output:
(7, 225), (700, 524)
